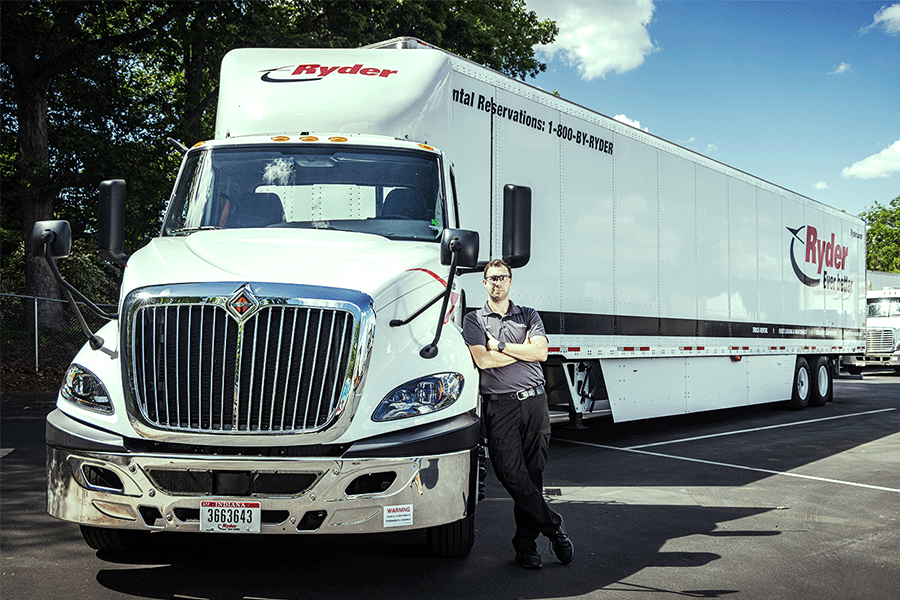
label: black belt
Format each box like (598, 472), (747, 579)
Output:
(482, 385), (545, 402)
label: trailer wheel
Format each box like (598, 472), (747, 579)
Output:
(79, 525), (146, 552)
(426, 512), (475, 558)
(809, 356), (832, 406)
(786, 357), (811, 410)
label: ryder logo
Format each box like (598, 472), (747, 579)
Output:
(786, 225), (853, 293)
(259, 64), (398, 83)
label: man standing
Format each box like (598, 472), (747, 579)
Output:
(462, 259), (574, 569)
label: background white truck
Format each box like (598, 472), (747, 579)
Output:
(35, 37), (865, 556)
(843, 279), (900, 373)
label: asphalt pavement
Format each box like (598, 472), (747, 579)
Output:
(2, 372), (899, 600)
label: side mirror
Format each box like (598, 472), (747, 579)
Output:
(99, 179), (129, 265)
(32, 220), (72, 259)
(440, 228), (479, 268)
(31, 217), (118, 351)
(502, 184), (531, 268)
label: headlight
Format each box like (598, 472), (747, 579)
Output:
(61, 364), (113, 414)
(372, 373), (464, 422)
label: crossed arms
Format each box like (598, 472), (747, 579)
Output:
(468, 333), (548, 370)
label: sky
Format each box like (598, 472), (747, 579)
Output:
(522, 0), (899, 218)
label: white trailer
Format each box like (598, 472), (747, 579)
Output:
(866, 270), (900, 292)
(36, 38), (865, 557)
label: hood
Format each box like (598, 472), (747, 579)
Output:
(122, 229), (447, 307)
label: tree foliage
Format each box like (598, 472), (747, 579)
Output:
(1, 0), (182, 302)
(0, 239), (122, 305)
(860, 196), (900, 273)
(1, 0), (557, 300)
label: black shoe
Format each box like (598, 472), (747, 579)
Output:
(549, 525), (574, 564)
(515, 548), (542, 569)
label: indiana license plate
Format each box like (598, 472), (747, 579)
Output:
(200, 500), (261, 533)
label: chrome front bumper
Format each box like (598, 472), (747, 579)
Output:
(47, 412), (476, 535)
(842, 353), (900, 368)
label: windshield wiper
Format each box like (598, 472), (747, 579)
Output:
(168, 225), (222, 236)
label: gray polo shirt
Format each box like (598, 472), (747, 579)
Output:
(462, 300), (547, 395)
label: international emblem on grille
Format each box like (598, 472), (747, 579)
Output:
(128, 287), (359, 434)
(226, 284), (259, 321)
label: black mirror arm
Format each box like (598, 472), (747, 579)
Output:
(389, 239), (470, 329)
(456, 261), (488, 276)
(166, 137), (188, 154)
(59, 286), (108, 354)
(419, 238), (462, 359)
(42, 240), (117, 321)
(389, 289), (446, 328)
(38, 231), (118, 356)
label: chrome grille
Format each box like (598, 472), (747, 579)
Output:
(866, 328), (894, 354)
(129, 302), (356, 433)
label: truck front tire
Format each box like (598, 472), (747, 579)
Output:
(80, 525), (147, 552)
(426, 512), (475, 558)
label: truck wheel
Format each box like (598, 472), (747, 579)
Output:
(786, 357), (811, 410)
(809, 356), (832, 406)
(79, 525), (145, 552)
(426, 512), (475, 558)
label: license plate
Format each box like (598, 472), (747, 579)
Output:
(200, 500), (261, 533)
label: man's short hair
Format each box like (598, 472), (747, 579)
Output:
(484, 259), (512, 278)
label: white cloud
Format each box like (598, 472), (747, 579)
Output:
(860, 3), (900, 36)
(704, 144), (717, 153)
(527, 0), (658, 80)
(841, 140), (900, 179)
(829, 62), (852, 75)
(813, 181), (830, 190)
(613, 114), (649, 132)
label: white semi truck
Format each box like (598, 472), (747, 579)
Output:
(843, 284), (900, 373)
(35, 38), (865, 556)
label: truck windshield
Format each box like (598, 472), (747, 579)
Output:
(162, 145), (444, 241)
(867, 297), (900, 318)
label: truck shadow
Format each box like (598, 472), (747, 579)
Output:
(93, 499), (763, 600)
(550, 385), (900, 488)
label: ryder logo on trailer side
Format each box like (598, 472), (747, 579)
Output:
(786, 225), (853, 292)
(258, 64), (398, 83)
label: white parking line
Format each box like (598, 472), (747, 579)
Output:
(626, 408), (897, 450)
(558, 438), (900, 493)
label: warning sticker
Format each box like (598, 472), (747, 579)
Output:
(383, 504), (413, 528)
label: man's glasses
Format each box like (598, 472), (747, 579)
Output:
(485, 275), (511, 283)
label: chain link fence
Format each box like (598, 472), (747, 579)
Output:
(1, 293), (117, 393)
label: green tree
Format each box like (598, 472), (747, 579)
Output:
(860, 196), (900, 273)
(1, 0), (181, 303)
(1, 239), (121, 305)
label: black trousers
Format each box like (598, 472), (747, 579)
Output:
(483, 391), (561, 552)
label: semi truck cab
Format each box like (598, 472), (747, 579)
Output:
(843, 288), (900, 373)
(39, 133), (496, 556)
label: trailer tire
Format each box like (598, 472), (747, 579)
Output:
(809, 356), (832, 406)
(786, 357), (811, 410)
(426, 512), (475, 558)
(79, 525), (146, 552)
